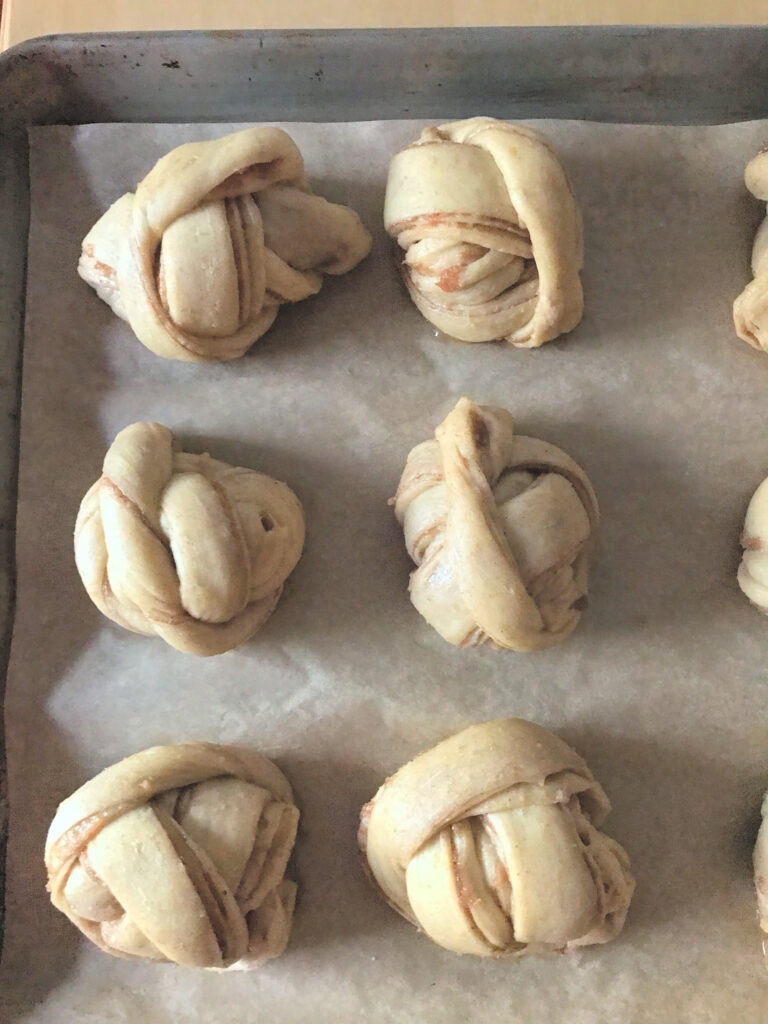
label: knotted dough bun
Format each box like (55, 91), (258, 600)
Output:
(734, 149), (768, 354)
(737, 475), (768, 613)
(78, 126), (371, 361)
(384, 117), (583, 347)
(754, 793), (768, 966)
(359, 718), (634, 957)
(393, 397), (598, 651)
(74, 421), (304, 656)
(45, 743), (299, 970)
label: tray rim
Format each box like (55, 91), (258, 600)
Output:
(5, 24), (768, 129)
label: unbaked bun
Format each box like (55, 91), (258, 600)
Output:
(75, 421), (304, 655)
(393, 397), (598, 651)
(45, 742), (299, 969)
(78, 127), (371, 361)
(737, 475), (768, 613)
(359, 718), (634, 957)
(734, 149), (768, 354)
(755, 793), (768, 966)
(384, 117), (583, 347)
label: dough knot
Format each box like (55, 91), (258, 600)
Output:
(393, 397), (598, 651)
(78, 127), (372, 361)
(359, 718), (634, 957)
(45, 743), (299, 969)
(754, 794), (768, 966)
(383, 117), (583, 346)
(734, 150), (768, 353)
(74, 421), (305, 655)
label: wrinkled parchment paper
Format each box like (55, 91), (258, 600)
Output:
(2, 118), (768, 1023)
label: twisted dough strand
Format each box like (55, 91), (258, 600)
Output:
(45, 743), (299, 970)
(394, 398), (598, 651)
(359, 718), (634, 957)
(75, 422), (305, 656)
(384, 117), (583, 347)
(78, 127), (371, 362)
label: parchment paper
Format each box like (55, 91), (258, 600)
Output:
(2, 117), (768, 1023)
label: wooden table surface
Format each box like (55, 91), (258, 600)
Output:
(2, 0), (767, 51)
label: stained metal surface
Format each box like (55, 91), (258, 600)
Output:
(0, 22), (767, 955)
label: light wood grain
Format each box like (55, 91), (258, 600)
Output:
(2, 0), (767, 52)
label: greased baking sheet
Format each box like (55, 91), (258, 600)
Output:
(1, 118), (768, 1022)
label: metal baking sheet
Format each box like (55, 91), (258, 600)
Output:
(2, 23), (768, 1014)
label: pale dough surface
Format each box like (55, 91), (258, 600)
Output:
(360, 718), (634, 956)
(78, 127), (371, 362)
(384, 118), (583, 347)
(74, 421), (305, 656)
(393, 397), (598, 650)
(45, 742), (299, 969)
(737, 475), (768, 613)
(755, 794), (768, 966)
(3, 120), (768, 1022)
(733, 151), (768, 354)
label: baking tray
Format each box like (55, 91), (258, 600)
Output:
(2, 19), (768, 964)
